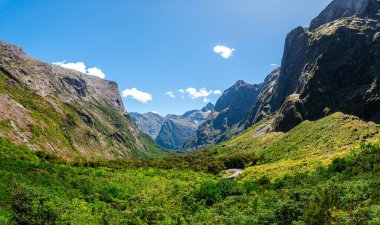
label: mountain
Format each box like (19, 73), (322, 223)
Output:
(184, 81), (262, 149)
(0, 40), (165, 160)
(130, 112), (165, 139)
(155, 104), (214, 150)
(187, 0), (380, 150)
(309, 0), (380, 30)
(244, 0), (380, 133)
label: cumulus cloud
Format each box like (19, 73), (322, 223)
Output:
(213, 45), (235, 59)
(86, 67), (106, 79)
(203, 98), (210, 103)
(184, 87), (221, 102)
(122, 88), (152, 103)
(164, 88), (221, 102)
(213, 90), (222, 95)
(165, 91), (175, 98)
(53, 61), (106, 79)
(53, 61), (87, 73)
(185, 88), (212, 99)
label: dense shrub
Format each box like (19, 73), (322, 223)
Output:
(0, 138), (379, 224)
(303, 183), (341, 225)
(12, 183), (60, 225)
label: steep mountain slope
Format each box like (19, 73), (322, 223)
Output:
(240, 0), (380, 133)
(185, 81), (263, 149)
(184, 0), (380, 151)
(156, 104), (214, 150)
(130, 112), (165, 139)
(309, 0), (380, 30)
(0, 40), (164, 160)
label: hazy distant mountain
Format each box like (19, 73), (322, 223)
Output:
(155, 104), (214, 151)
(130, 112), (165, 139)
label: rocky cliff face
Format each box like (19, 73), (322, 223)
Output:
(187, 0), (380, 149)
(309, 0), (380, 30)
(249, 0), (380, 132)
(130, 112), (165, 139)
(184, 80), (263, 149)
(155, 104), (214, 150)
(274, 16), (380, 131)
(0, 40), (164, 160)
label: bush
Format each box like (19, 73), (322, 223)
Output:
(217, 179), (244, 198)
(12, 183), (60, 225)
(329, 157), (350, 173)
(303, 183), (341, 225)
(194, 181), (222, 206)
(194, 179), (244, 206)
(244, 181), (259, 193)
(257, 176), (271, 187)
(99, 183), (125, 203)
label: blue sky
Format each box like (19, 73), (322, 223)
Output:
(0, 0), (331, 116)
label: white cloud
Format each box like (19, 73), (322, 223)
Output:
(213, 90), (222, 95)
(213, 45), (235, 59)
(53, 61), (106, 79)
(203, 98), (210, 103)
(86, 67), (106, 79)
(122, 88), (152, 103)
(271, 63), (279, 67)
(152, 110), (159, 114)
(184, 87), (221, 102)
(165, 91), (175, 98)
(53, 61), (87, 74)
(186, 88), (212, 99)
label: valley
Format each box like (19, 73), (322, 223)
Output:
(0, 0), (379, 224)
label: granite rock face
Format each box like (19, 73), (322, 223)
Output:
(155, 104), (214, 151)
(184, 80), (263, 149)
(130, 112), (165, 139)
(0, 40), (163, 160)
(258, 0), (380, 132)
(309, 0), (380, 30)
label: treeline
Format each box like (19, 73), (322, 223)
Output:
(68, 151), (266, 174)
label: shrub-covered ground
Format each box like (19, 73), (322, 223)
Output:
(96, 113), (380, 179)
(0, 137), (379, 224)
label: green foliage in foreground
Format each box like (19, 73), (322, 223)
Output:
(0, 138), (379, 224)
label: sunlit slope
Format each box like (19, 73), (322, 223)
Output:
(211, 113), (380, 179)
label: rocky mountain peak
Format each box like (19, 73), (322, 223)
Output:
(201, 103), (215, 112)
(0, 40), (26, 58)
(309, 0), (380, 30)
(0, 40), (124, 112)
(233, 80), (247, 87)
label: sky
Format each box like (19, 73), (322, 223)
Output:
(0, 0), (332, 116)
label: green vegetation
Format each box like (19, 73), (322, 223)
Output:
(212, 112), (380, 179)
(93, 113), (379, 179)
(0, 138), (379, 224)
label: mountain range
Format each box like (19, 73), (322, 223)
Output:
(1, 0), (380, 224)
(185, 0), (380, 150)
(131, 103), (214, 150)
